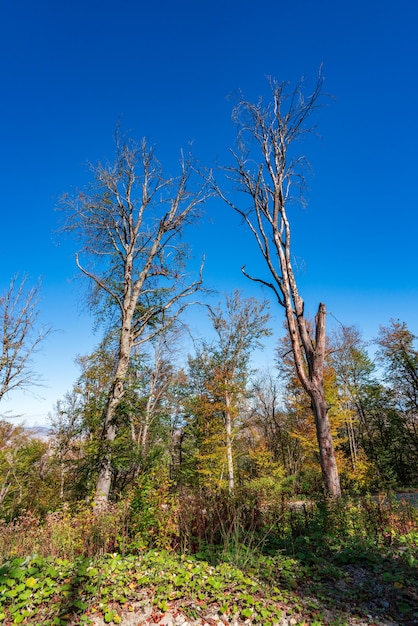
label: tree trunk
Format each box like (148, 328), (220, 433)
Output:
(140, 393), (154, 453)
(94, 320), (132, 507)
(94, 396), (119, 507)
(346, 414), (358, 469)
(290, 302), (342, 497)
(94, 453), (114, 507)
(224, 390), (235, 494)
(311, 387), (341, 497)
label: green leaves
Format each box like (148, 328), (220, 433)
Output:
(0, 503), (416, 626)
(103, 609), (121, 623)
(0, 551), (295, 625)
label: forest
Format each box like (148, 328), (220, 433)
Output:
(0, 77), (417, 625)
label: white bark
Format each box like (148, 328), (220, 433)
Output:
(224, 388), (235, 494)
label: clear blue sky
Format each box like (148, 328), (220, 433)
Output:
(1, 0), (417, 425)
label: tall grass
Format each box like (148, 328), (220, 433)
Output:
(0, 490), (416, 566)
(0, 501), (131, 561)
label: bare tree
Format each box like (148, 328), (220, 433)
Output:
(0, 275), (52, 406)
(249, 370), (300, 474)
(214, 74), (341, 496)
(61, 134), (211, 505)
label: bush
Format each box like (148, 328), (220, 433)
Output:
(0, 500), (131, 562)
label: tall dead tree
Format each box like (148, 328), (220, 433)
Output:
(215, 75), (341, 497)
(61, 135), (210, 505)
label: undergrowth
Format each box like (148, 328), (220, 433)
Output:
(0, 492), (417, 624)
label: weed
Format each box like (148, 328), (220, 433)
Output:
(0, 492), (416, 624)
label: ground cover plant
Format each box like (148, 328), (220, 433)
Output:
(0, 494), (417, 625)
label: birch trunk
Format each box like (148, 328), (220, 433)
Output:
(224, 389), (235, 494)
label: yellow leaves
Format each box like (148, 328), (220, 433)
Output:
(335, 449), (375, 491)
(248, 444), (283, 477)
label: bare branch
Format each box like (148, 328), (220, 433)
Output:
(59, 133), (212, 504)
(240, 266), (284, 306)
(0, 275), (52, 404)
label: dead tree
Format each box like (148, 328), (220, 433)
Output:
(215, 74), (341, 497)
(61, 135), (211, 505)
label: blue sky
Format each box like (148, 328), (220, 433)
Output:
(1, 0), (417, 425)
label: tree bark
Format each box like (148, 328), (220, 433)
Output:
(311, 387), (341, 497)
(283, 301), (341, 496)
(299, 303), (341, 497)
(93, 400), (119, 506)
(94, 320), (132, 506)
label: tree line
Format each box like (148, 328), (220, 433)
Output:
(1, 306), (417, 519)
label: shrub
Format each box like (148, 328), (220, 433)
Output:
(0, 500), (131, 562)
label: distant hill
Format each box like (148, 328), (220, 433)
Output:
(25, 426), (50, 440)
